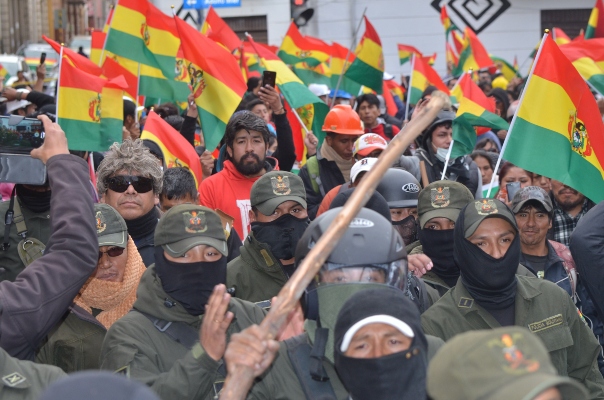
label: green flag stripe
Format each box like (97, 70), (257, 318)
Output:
(139, 76), (189, 102)
(344, 58), (383, 94)
(199, 107), (227, 153)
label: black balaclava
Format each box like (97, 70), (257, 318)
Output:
(251, 214), (309, 260)
(418, 228), (459, 287)
(334, 287), (427, 400)
(454, 205), (519, 311)
(393, 215), (418, 246)
(154, 247), (227, 316)
(125, 207), (160, 240)
(16, 184), (51, 213)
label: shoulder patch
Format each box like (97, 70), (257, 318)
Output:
(2, 372), (26, 387)
(458, 297), (474, 308)
(114, 365), (130, 378)
(527, 314), (563, 333)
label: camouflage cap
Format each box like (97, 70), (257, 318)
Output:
(94, 204), (127, 248)
(463, 199), (517, 238)
(154, 204), (227, 257)
(417, 180), (474, 228)
(511, 186), (553, 214)
(427, 326), (589, 400)
(250, 171), (307, 216)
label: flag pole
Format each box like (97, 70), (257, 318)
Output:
(404, 53), (415, 121)
(330, 7), (367, 108)
(56, 45), (64, 125)
(487, 30), (549, 198)
(440, 140), (454, 179)
(135, 63), (141, 123)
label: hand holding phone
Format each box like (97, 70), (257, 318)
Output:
(262, 71), (277, 88)
(506, 181), (521, 201)
(39, 52), (46, 65)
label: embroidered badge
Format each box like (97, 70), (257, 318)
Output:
(488, 333), (540, 373)
(183, 211), (207, 233)
(458, 297), (474, 308)
(95, 210), (107, 234)
(431, 187), (450, 208)
(476, 199), (499, 215)
(527, 314), (563, 333)
(271, 175), (291, 196)
(2, 372), (26, 387)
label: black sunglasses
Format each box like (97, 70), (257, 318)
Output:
(106, 175), (154, 193)
(98, 247), (125, 261)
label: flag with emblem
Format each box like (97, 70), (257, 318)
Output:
(452, 27), (494, 76)
(450, 73), (509, 157)
(201, 5), (242, 52)
(559, 38), (604, 96)
(398, 44), (422, 66)
(408, 54), (450, 105)
(503, 33), (604, 203)
(278, 22), (330, 67)
(174, 16), (246, 153)
(586, 0), (604, 39)
(57, 55), (125, 151)
(343, 16), (384, 94)
(140, 111), (203, 187)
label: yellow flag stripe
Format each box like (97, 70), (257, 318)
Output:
(456, 98), (485, 116)
(101, 86), (123, 120)
(111, 7), (145, 38)
(572, 57), (603, 80)
(356, 38), (382, 70)
(196, 73), (244, 124)
(58, 87), (101, 123)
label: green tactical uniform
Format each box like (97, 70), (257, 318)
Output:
(0, 199), (50, 282)
(227, 233), (288, 304)
(36, 305), (106, 373)
(99, 265), (265, 400)
(421, 275), (604, 399)
(0, 346), (65, 400)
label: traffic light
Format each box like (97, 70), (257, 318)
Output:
(291, 0), (314, 27)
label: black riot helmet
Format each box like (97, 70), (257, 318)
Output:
(295, 207), (407, 288)
(375, 168), (421, 209)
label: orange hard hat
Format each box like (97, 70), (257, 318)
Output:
(322, 104), (364, 135)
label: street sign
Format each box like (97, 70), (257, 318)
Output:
(202, 0), (241, 8)
(183, 0), (203, 9)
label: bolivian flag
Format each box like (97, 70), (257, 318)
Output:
(446, 43), (459, 68)
(292, 61), (332, 86)
(586, 0), (604, 39)
(490, 55), (520, 81)
(141, 111), (203, 187)
(553, 27), (571, 46)
(398, 44), (422, 66)
(559, 38), (604, 96)
(409, 54), (450, 105)
(201, 6), (242, 52)
(329, 42), (361, 95)
(247, 35), (329, 149)
(450, 73), (508, 157)
(344, 16), (384, 94)
(452, 27), (493, 77)
(504, 33), (604, 203)
(422, 53), (437, 66)
(174, 16), (246, 153)
(90, 31), (106, 66)
(0, 63), (8, 82)
(57, 59), (124, 151)
(44, 35), (102, 76)
(440, 5), (458, 37)
(278, 22), (330, 67)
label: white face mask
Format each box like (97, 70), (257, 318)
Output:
(435, 147), (449, 162)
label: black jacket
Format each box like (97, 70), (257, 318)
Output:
(271, 111), (296, 172)
(298, 150), (346, 220)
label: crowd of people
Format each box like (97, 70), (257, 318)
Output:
(0, 50), (603, 400)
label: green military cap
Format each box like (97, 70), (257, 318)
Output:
(417, 180), (474, 228)
(250, 171), (307, 216)
(427, 326), (589, 400)
(94, 204), (128, 248)
(463, 198), (517, 238)
(155, 204), (227, 257)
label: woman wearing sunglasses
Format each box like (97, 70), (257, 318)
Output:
(36, 203), (146, 372)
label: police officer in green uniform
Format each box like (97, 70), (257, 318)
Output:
(99, 205), (265, 400)
(224, 207), (444, 400)
(227, 171), (308, 307)
(428, 326), (589, 400)
(421, 199), (604, 398)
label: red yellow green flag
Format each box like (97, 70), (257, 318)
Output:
(141, 111), (203, 187)
(409, 54), (450, 104)
(0, 63), (8, 82)
(503, 33), (604, 203)
(174, 16), (246, 153)
(102, 56), (143, 104)
(440, 5), (458, 37)
(57, 55), (124, 151)
(452, 27), (494, 76)
(553, 27), (571, 46)
(450, 72), (508, 157)
(43, 35), (102, 76)
(446, 43), (459, 67)
(586, 0), (604, 39)
(293, 61), (332, 86)
(278, 22), (330, 67)
(247, 35), (329, 152)
(344, 16), (384, 94)
(559, 38), (604, 96)
(90, 31), (107, 66)
(329, 42), (360, 95)
(398, 44), (422, 66)
(491, 55), (520, 81)
(201, 6), (242, 52)
(422, 53), (437, 66)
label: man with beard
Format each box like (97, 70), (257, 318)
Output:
(99, 205), (265, 399)
(421, 199), (604, 398)
(199, 112), (275, 239)
(227, 171), (308, 306)
(97, 140), (163, 267)
(550, 180), (594, 246)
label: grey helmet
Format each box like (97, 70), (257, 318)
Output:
(375, 168), (421, 209)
